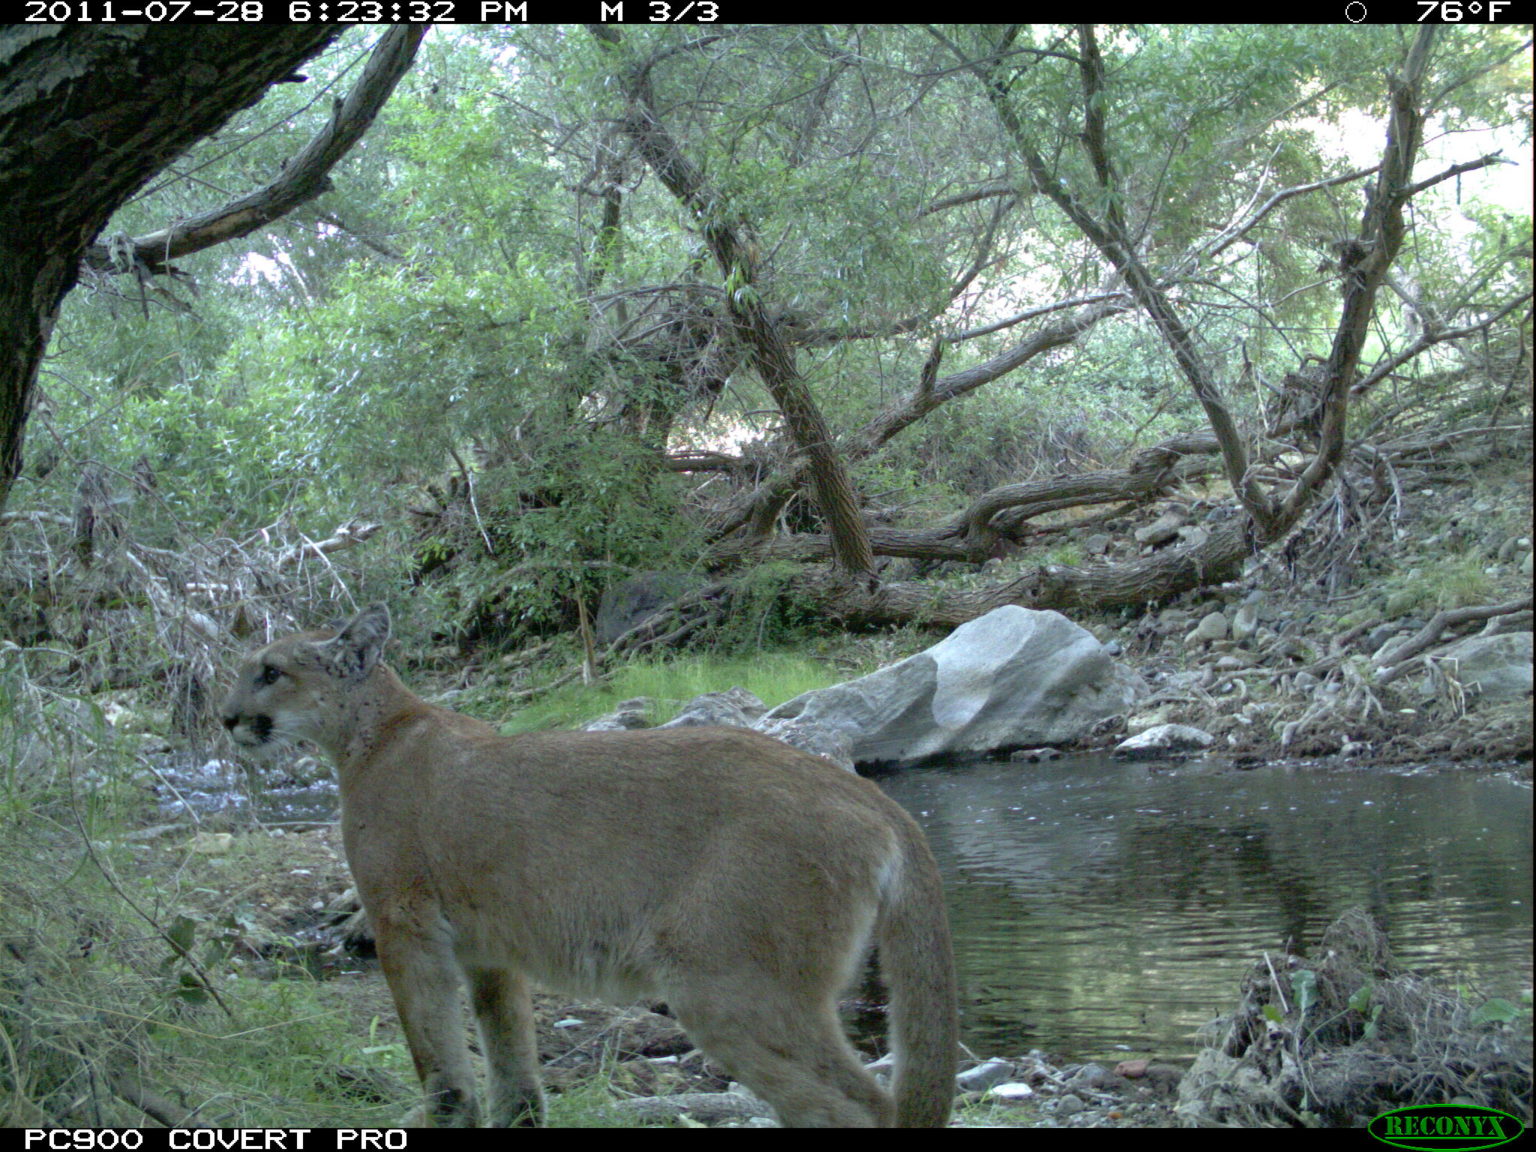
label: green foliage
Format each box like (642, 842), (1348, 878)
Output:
(442, 428), (699, 644)
(0, 679), (411, 1127)
(1291, 968), (1319, 1021)
(1467, 997), (1524, 1027)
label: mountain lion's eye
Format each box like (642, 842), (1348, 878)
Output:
(258, 665), (282, 686)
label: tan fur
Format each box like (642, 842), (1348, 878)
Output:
(221, 605), (957, 1128)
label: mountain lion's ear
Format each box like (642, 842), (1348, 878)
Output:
(317, 603), (391, 680)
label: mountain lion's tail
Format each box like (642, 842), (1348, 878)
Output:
(878, 825), (958, 1127)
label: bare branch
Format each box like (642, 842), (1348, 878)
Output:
(1281, 26), (1438, 520)
(917, 183), (1018, 218)
(275, 519), (382, 569)
(946, 290), (1130, 342)
(1403, 150), (1512, 198)
(1189, 165), (1380, 269)
(83, 27), (426, 277)
(589, 24), (875, 580)
(1352, 290), (1535, 398)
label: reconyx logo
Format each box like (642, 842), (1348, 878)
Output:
(1368, 1105), (1524, 1151)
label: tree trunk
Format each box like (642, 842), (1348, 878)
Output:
(786, 518), (1252, 630)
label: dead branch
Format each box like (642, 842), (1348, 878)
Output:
(591, 24), (875, 580)
(706, 432), (1219, 570)
(105, 1057), (199, 1128)
(1374, 596), (1533, 685)
(0, 509), (73, 527)
(1352, 291), (1534, 400)
(711, 295), (1130, 541)
(1192, 164), (1381, 269)
(275, 519), (381, 569)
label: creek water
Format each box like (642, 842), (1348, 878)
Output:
(165, 751), (1532, 1065)
(877, 755), (1533, 1063)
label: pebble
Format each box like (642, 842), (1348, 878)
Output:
(1055, 1093), (1085, 1117)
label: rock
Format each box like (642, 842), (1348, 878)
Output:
(1126, 708), (1171, 731)
(122, 823), (182, 842)
(1067, 1062), (1111, 1089)
(1185, 610), (1229, 646)
(582, 697), (653, 731)
(594, 572), (705, 646)
(286, 755), (329, 786)
(1428, 632), (1533, 703)
(987, 1082), (1036, 1101)
(956, 1059), (1016, 1093)
(1008, 747), (1063, 762)
(753, 716), (855, 772)
(1114, 1059), (1149, 1079)
(1114, 724), (1216, 758)
(657, 687), (766, 729)
(184, 609), (222, 643)
(1055, 1093), (1086, 1117)
(1265, 635), (1302, 663)
(1135, 509), (1187, 546)
(1083, 533), (1112, 556)
(1141, 1064), (1183, 1096)
(103, 700), (138, 729)
(1230, 591), (1264, 646)
(755, 607), (1143, 767)
(190, 831), (235, 855)
(1523, 550), (1534, 578)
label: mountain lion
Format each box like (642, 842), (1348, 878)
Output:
(221, 604), (957, 1127)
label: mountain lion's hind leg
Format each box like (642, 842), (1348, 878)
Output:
(671, 984), (894, 1127)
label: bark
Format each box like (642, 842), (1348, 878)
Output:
(1281, 28), (1435, 521)
(777, 517), (1252, 631)
(702, 433), (1220, 569)
(816, 25), (1442, 628)
(1373, 596), (1532, 685)
(972, 26), (1273, 532)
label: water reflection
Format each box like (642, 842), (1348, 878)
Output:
(877, 756), (1533, 1063)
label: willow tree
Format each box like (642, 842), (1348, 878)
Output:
(553, 25), (1527, 627)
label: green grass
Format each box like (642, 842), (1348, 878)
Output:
(495, 650), (861, 734)
(1381, 553), (1495, 618)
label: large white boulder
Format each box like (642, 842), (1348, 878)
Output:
(755, 606), (1142, 767)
